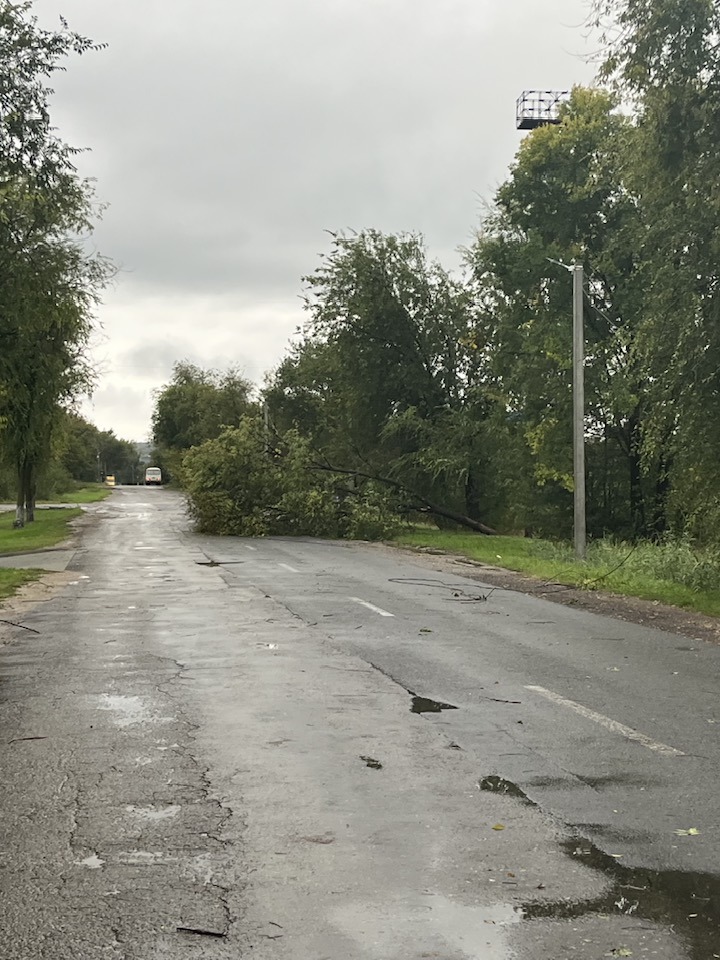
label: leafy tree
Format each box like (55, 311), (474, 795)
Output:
(0, 3), (110, 524)
(593, 0), (720, 540)
(266, 230), (499, 531)
(58, 412), (141, 484)
(152, 362), (257, 480)
(467, 87), (662, 538)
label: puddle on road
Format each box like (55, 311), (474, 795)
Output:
(480, 775), (720, 958)
(410, 694), (458, 714)
(479, 775), (534, 802)
(525, 838), (720, 960)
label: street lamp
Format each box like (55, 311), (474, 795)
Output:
(517, 92), (584, 558)
(572, 263), (586, 560)
(548, 259), (586, 560)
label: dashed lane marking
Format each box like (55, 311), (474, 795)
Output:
(278, 563), (299, 573)
(524, 684), (684, 757)
(350, 597), (395, 618)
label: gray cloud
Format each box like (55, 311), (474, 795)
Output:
(34, 0), (596, 438)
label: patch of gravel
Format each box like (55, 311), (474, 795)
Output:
(366, 541), (720, 647)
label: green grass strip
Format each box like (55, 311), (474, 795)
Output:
(42, 483), (113, 504)
(0, 568), (45, 601)
(394, 527), (720, 619)
(0, 507), (83, 555)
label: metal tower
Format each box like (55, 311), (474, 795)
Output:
(516, 90), (569, 130)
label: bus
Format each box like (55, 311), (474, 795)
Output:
(144, 466), (162, 485)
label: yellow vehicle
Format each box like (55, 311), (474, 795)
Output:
(104, 475), (116, 486)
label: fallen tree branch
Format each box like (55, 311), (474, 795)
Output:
(312, 461), (497, 535)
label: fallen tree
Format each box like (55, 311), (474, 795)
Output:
(182, 418), (497, 539)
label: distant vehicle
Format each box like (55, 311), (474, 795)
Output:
(144, 467), (162, 485)
(104, 475), (116, 487)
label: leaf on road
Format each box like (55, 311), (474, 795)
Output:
(607, 949), (633, 958)
(674, 827), (700, 836)
(491, 823), (505, 831)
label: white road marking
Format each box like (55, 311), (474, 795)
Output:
(524, 685), (684, 757)
(350, 597), (395, 618)
(278, 563), (299, 573)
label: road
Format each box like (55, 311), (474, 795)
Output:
(1, 486), (718, 959)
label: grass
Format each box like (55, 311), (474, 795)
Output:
(42, 483), (113, 504)
(393, 527), (720, 618)
(0, 568), (45, 601)
(0, 507), (83, 555)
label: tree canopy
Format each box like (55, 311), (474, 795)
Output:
(0, 2), (111, 524)
(152, 0), (720, 547)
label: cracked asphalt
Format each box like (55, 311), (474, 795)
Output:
(1, 487), (718, 959)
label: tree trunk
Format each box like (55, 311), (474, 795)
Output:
(13, 459), (27, 528)
(464, 464), (482, 521)
(26, 462), (36, 523)
(312, 461), (498, 535)
(650, 454), (671, 538)
(629, 415), (646, 538)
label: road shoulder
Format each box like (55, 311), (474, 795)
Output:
(369, 540), (720, 645)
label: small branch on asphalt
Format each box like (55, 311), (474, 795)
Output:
(0, 619), (40, 634)
(8, 736), (48, 744)
(176, 927), (227, 939)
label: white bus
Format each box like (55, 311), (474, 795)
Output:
(144, 466), (162, 485)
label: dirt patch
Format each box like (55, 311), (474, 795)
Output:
(0, 571), (77, 646)
(368, 542), (720, 647)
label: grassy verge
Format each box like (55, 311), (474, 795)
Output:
(393, 527), (720, 618)
(0, 568), (44, 601)
(0, 507), (83, 555)
(43, 483), (113, 504)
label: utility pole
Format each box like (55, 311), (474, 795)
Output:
(572, 263), (586, 560)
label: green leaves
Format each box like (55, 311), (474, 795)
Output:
(182, 418), (401, 539)
(0, 4), (111, 519)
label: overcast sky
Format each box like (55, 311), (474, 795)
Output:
(33, 0), (596, 441)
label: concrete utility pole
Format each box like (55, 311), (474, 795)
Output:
(572, 263), (586, 560)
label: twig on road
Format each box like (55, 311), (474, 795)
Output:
(0, 619), (40, 634)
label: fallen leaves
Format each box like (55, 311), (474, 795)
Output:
(674, 827), (700, 836)
(491, 823), (505, 831)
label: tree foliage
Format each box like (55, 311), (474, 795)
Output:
(157, 3), (720, 548)
(151, 362), (257, 480)
(266, 230), (500, 530)
(183, 418), (401, 539)
(591, 0), (720, 539)
(0, 2), (110, 524)
(467, 87), (661, 538)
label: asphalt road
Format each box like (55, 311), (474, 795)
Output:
(1, 486), (718, 959)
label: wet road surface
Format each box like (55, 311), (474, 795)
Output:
(1, 487), (718, 958)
